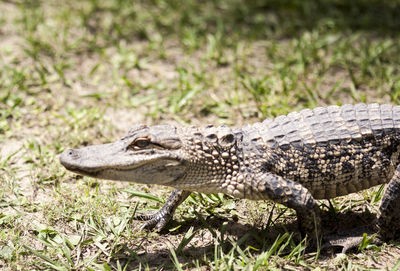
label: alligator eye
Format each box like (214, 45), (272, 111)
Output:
(133, 138), (150, 148)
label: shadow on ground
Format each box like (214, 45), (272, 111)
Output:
(106, 208), (395, 269)
(26, 0), (400, 52)
(98, 0), (400, 42)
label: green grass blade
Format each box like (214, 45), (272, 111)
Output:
(124, 189), (164, 203)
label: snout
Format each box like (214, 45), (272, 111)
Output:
(59, 142), (124, 174)
(59, 148), (81, 170)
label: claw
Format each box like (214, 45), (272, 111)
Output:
(133, 189), (191, 231)
(321, 229), (380, 254)
(134, 212), (158, 221)
(322, 236), (365, 253)
(134, 211), (172, 231)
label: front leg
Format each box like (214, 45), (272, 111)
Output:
(134, 189), (191, 231)
(247, 172), (321, 242)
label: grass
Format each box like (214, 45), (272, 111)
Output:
(1, 0), (400, 269)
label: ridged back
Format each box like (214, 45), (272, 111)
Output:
(245, 104), (400, 149)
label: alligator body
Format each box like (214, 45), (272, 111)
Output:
(60, 103), (400, 242)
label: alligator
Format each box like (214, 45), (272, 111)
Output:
(60, 103), (400, 248)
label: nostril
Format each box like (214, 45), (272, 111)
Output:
(66, 149), (80, 159)
(60, 148), (81, 168)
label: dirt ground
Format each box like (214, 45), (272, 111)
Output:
(1, 0), (400, 270)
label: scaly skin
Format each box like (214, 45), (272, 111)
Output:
(60, 103), (400, 244)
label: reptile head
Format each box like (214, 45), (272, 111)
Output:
(59, 124), (187, 184)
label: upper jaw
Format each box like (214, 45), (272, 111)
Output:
(60, 146), (176, 170)
(59, 141), (187, 184)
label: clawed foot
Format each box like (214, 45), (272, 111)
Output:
(133, 189), (191, 231)
(321, 229), (381, 254)
(134, 210), (172, 231)
(322, 236), (363, 254)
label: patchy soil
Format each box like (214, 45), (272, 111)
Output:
(1, 0), (400, 270)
